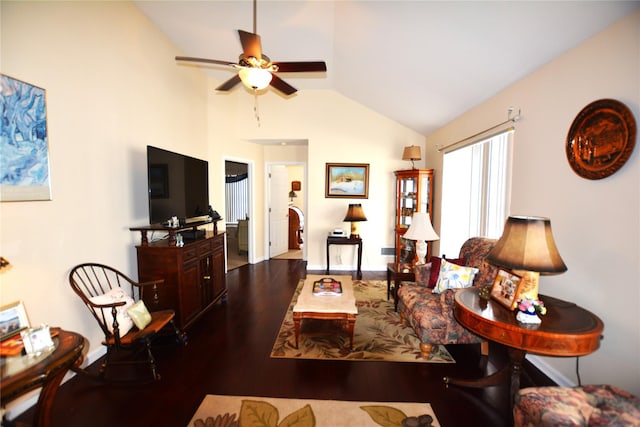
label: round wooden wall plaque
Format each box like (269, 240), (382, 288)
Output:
(566, 99), (636, 180)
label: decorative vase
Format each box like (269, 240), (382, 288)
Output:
(516, 310), (541, 324)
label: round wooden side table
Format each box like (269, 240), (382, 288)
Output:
(445, 288), (604, 408)
(1, 328), (85, 427)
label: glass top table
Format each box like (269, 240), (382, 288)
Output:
(1, 328), (85, 427)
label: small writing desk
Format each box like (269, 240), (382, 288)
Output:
(326, 236), (363, 279)
(445, 288), (604, 407)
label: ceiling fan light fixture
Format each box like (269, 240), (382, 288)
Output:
(239, 67), (272, 90)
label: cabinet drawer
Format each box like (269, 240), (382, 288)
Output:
(182, 247), (198, 261)
(212, 234), (224, 251)
(197, 241), (213, 256)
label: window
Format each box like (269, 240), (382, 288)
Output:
(225, 173), (249, 223)
(439, 130), (513, 257)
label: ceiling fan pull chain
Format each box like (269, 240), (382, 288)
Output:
(253, 91), (261, 126)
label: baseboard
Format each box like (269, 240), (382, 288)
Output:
(525, 354), (576, 387)
(3, 346), (106, 420)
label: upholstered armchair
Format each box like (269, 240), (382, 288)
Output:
(514, 384), (640, 426)
(397, 237), (498, 357)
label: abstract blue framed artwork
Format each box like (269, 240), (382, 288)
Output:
(0, 74), (52, 201)
(325, 163), (369, 198)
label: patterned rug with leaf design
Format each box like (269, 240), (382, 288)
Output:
(189, 395), (440, 427)
(270, 279), (455, 363)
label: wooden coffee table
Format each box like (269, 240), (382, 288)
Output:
(292, 275), (358, 349)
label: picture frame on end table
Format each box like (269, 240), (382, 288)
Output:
(0, 301), (30, 341)
(325, 163), (369, 199)
(490, 269), (522, 310)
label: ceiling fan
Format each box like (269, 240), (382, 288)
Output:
(175, 0), (327, 96)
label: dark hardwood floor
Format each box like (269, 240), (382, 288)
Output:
(14, 259), (554, 427)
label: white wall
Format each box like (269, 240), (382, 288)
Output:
(204, 86), (426, 267)
(226, 90), (425, 270)
(426, 11), (640, 395)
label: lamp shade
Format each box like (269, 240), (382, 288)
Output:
(486, 216), (567, 273)
(343, 204), (367, 222)
(403, 212), (438, 265)
(402, 145), (421, 161)
(239, 67), (272, 90)
(403, 212), (439, 242)
(343, 204), (366, 239)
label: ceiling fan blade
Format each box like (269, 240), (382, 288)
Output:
(216, 74), (242, 91)
(238, 30), (262, 60)
(273, 61), (327, 73)
(270, 74), (297, 96)
(175, 56), (236, 67)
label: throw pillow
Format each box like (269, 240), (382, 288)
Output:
(429, 256), (467, 288)
(89, 287), (135, 337)
(433, 258), (480, 294)
(127, 300), (152, 330)
(414, 262), (432, 287)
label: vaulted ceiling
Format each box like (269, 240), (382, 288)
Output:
(135, 1), (638, 136)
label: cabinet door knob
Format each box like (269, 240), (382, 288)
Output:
(203, 275), (211, 280)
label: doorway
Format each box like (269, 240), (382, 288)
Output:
(225, 160), (249, 270)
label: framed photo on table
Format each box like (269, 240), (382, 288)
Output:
(490, 269), (522, 310)
(325, 163), (369, 198)
(0, 301), (30, 341)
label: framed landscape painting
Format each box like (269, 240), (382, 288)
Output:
(325, 163), (369, 199)
(0, 74), (52, 201)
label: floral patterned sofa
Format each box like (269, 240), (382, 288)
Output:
(397, 237), (498, 358)
(513, 384), (640, 426)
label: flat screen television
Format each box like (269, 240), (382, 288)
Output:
(147, 145), (209, 225)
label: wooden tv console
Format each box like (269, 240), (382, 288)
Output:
(131, 222), (226, 330)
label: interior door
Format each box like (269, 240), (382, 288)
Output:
(269, 165), (289, 257)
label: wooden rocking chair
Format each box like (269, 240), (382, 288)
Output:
(69, 263), (185, 382)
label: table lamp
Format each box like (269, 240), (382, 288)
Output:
(486, 216), (567, 301)
(402, 145), (421, 169)
(403, 212), (439, 265)
(343, 204), (367, 239)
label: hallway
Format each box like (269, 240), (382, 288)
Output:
(225, 224), (303, 270)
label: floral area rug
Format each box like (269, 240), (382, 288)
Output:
(189, 395), (440, 427)
(270, 279), (454, 363)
